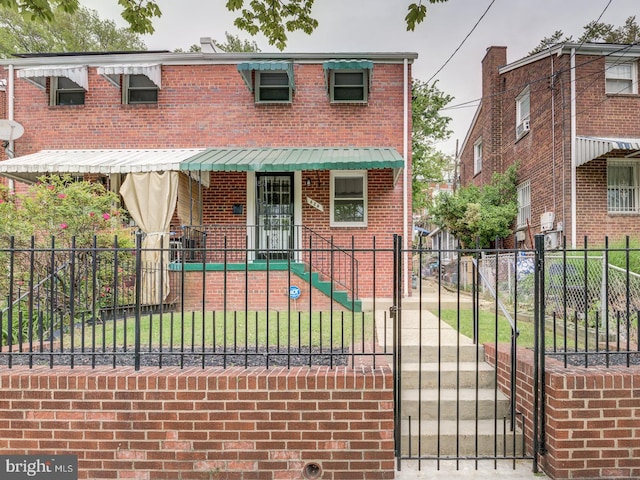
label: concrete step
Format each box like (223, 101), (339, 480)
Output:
(401, 388), (511, 420)
(399, 362), (496, 389)
(400, 419), (525, 457)
(397, 344), (486, 363)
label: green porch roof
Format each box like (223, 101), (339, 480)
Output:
(179, 147), (404, 172)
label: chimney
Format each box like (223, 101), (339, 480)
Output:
(199, 37), (217, 53)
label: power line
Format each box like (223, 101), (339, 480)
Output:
(425, 0), (496, 85)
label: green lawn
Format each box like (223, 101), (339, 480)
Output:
(72, 310), (374, 349)
(434, 308), (576, 349)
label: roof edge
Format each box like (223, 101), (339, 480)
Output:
(0, 51), (418, 67)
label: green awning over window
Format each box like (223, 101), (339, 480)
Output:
(322, 59), (374, 71)
(237, 61), (295, 92)
(180, 147), (404, 172)
(323, 59), (374, 91)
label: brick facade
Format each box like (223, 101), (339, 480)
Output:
(460, 44), (640, 247)
(0, 365), (395, 480)
(1, 53), (414, 299)
(486, 344), (640, 479)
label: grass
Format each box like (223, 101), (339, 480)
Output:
(433, 308), (586, 350)
(70, 310), (374, 350)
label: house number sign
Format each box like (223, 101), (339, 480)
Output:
(306, 197), (324, 212)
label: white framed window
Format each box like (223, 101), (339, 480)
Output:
(255, 71), (292, 103)
(515, 87), (530, 139)
(330, 70), (368, 103)
(50, 76), (85, 106)
(608, 160), (639, 213)
(517, 180), (531, 228)
(330, 170), (367, 226)
(123, 74), (158, 104)
(473, 138), (482, 175)
(605, 59), (638, 94)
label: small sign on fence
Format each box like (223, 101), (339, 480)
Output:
(289, 285), (301, 300)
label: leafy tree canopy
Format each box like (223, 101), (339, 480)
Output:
(0, 0), (448, 51)
(411, 79), (454, 212)
(530, 15), (640, 55)
(0, 4), (145, 57)
(428, 164), (519, 248)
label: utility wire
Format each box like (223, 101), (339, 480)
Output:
(425, 0), (496, 84)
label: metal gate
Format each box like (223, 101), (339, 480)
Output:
(392, 235), (543, 472)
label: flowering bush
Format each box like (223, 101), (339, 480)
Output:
(1, 176), (137, 340)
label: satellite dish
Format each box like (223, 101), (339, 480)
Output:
(0, 119), (25, 141)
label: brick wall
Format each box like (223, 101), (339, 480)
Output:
(460, 48), (640, 247)
(486, 343), (640, 479)
(0, 365), (395, 480)
(175, 270), (356, 312)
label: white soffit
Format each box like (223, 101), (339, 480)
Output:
(16, 65), (88, 90)
(0, 148), (205, 184)
(96, 64), (162, 88)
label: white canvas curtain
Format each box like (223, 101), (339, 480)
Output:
(120, 171), (179, 305)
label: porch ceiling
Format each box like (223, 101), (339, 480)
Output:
(0, 148), (206, 184)
(179, 147), (405, 172)
(576, 136), (640, 167)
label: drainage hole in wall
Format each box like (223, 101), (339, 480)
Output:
(303, 462), (322, 479)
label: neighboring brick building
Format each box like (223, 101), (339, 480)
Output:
(458, 43), (640, 249)
(0, 43), (417, 303)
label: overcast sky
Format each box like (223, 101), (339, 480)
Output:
(82, 0), (638, 155)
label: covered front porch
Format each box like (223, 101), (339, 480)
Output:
(0, 146), (407, 309)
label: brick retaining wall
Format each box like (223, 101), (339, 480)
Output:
(486, 344), (640, 479)
(0, 365), (395, 480)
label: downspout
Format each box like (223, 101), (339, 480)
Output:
(403, 58), (409, 296)
(7, 64), (16, 191)
(570, 48), (577, 248)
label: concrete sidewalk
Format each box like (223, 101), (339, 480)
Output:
(386, 279), (548, 479)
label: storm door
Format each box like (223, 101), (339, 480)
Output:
(256, 173), (294, 259)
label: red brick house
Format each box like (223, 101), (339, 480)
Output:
(0, 44), (416, 308)
(458, 43), (640, 249)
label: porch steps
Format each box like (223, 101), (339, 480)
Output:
(290, 264), (362, 312)
(387, 297), (525, 459)
(401, 419), (524, 457)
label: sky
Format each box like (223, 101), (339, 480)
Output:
(81, 0), (638, 156)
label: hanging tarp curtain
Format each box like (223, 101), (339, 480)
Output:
(120, 171), (179, 305)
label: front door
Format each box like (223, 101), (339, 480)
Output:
(256, 173), (294, 259)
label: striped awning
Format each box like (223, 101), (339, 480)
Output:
(17, 65), (88, 90)
(180, 147), (404, 172)
(96, 64), (162, 88)
(237, 61), (294, 92)
(0, 148), (205, 184)
(576, 136), (640, 167)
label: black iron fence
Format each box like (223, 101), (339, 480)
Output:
(179, 224), (359, 298)
(0, 233), (380, 370)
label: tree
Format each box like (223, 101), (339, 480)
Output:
(428, 164), (518, 247)
(530, 15), (640, 55)
(0, 5), (146, 57)
(0, 0), (448, 51)
(411, 79), (454, 212)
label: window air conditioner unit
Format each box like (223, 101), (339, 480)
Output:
(516, 120), (530, 137)
(544, 231), (559, 250)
